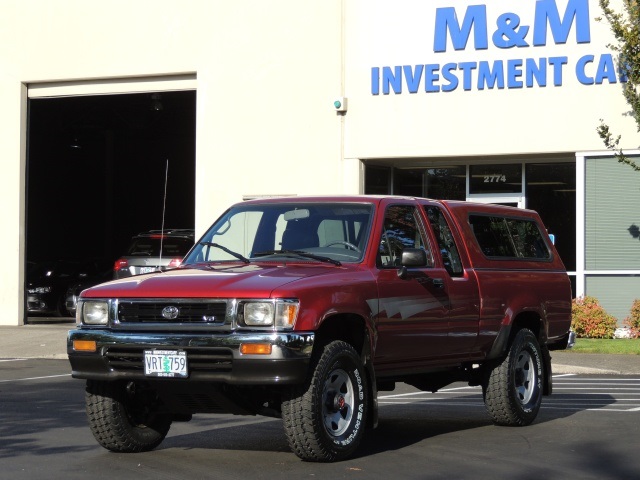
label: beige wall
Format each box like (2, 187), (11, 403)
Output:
(0, 76), (27, 325)
(194, 1), (347, 234)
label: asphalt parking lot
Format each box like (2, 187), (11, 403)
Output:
(1, 322), (639, 479)
(1, 358), (638, 480)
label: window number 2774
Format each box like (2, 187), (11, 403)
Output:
(484, 175), (507, 183)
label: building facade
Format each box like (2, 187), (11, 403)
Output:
(1, 0), (638, 325)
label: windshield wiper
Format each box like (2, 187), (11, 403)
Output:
(199, 242), (250, 263)
(253, 250), (341, 266)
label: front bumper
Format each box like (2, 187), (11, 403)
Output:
(67, 328), (314, 385)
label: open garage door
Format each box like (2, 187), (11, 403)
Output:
(26, 79), (196, 321)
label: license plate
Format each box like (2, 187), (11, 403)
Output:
(140, 266), (156, 274)
(144, 350), (188, 378)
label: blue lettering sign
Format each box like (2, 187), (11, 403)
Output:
(371, 67), (380, 95)
(404, 65), (424, 93)
(434, 5), (488, 52)
(478, 61), (505, 89)
(441, 63), (458, 91)
(533, 0), (590, 46)
(369, 1), (609, 96)
(525, 58), (547, 87)
(595, 54), (618, 84)
(458, 62), (477, 90)
(548, 56), (568, 86)
(425, 64), (440, 92)
(383, 66), (402, 94)
(507, 59), (524, 88)
(492, 13), (530, 48)
(576, 55), (594, 84)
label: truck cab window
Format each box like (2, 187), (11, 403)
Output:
(424, 206), (463, 276)
(378, 205), (431, 268)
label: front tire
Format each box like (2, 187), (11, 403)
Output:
(484, 328), (544, 426)
(282, 341), (368, 462)
(85, 380), (172, 452)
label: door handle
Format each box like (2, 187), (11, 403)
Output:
(431, 278), (444, 288)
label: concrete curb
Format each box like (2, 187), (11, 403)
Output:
(552, 364), (621, 375)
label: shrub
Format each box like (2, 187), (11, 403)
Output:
(571, 296), (617, 339)
(623, 299), (640, 338)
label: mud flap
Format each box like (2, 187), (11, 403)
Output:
(361, 334), (378, 429)
(542, 344), (552, 396)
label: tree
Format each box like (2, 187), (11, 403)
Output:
(597, 0), (640, 171)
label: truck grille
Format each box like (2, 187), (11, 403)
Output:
(104, 346), (233, 373)
(117, 300), (228, 324)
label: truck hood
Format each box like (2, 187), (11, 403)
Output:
(82, 263), (345, 299)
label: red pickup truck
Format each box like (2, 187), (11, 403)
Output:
(68, 195), (572, 461)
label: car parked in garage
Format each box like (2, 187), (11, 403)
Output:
(27, 259), (111, 317)
(64, 264), (113, 316)
(113, 229), (195, 279)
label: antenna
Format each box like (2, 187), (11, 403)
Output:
(159, 159), (169, 269)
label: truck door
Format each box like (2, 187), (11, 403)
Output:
(421, 203), (480, 355)
(373, 203), (451, 368)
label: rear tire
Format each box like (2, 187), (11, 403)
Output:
(85, 380), (172, 452)
(484, 328), (544, 426)
(282, 341), (368, 462)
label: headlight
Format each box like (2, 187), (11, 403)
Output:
(239, 300), (299, 329)
(242, 302), (274, 326)
(82, 300), (109, 325)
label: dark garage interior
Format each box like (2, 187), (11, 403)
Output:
(26, 90), (196, 319)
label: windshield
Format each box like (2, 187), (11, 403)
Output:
(183, 202), (374, 265)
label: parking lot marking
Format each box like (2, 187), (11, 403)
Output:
(0, 374), (69, 383)
(377, 375), (640, 413)
(554, 387), (640, 391)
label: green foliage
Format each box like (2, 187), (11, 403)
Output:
(571, 296), (618, 339)
(624, 299), (640, 338)
(597, 0), (640, 171)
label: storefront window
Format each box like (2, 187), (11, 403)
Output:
(585, 157), (640, 270)
(525, 163), (576, 272)
(394, 169), (423, 197)
(364, 166), (391, 195)
(364, 164), (465, 200)
(469, 164), (522, 194)
(586, 275), (640, 322)
(424, 166), (466, 200)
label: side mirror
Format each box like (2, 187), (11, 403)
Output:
(397, 248), (427, 279)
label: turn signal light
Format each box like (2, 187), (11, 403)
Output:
(73, 340), (97, 352)
(240, 343), (272, 355)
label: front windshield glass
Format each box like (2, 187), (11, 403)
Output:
(183, 202), (374, 265)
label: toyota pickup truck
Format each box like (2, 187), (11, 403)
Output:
(68, 195), (572, 462)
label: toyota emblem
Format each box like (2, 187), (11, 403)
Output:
(161, 306), (180, 320)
